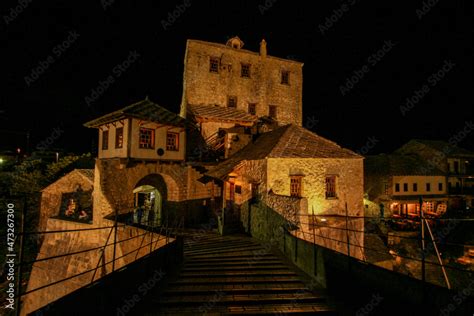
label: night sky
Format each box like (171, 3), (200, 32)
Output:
(2, 0), (472, 155)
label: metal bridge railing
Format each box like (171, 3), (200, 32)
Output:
(14, 213), (184, 316)
(284, 212), (474, 291)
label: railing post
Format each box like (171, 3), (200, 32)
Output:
(112, 206), (118, 272)
(420, 196), (425, 284)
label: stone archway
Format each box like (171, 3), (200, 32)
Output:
(133, 174), (168, 226)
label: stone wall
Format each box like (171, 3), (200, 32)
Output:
(266, 158), (364, 217)
(39, 170), (94, 232)
(20, 218), (167, 315)
(181, 40), (303, 126)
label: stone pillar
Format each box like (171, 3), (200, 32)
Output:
(260, 39), (267, 58)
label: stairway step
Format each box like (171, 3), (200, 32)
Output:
(170, 277), (305, 285)
(186, 252), (277, 260)
(152, 303), (336, 315)
(185, 246), (265, 255)
(184, 260), (283, 267)
(179, 271), (297, 278)
(181, 265), (289, 272)
(163, 286), (322, 296)
(154, 293), (327, 306)
(186, 253), (277, 260)
(165, 283), (311, 292)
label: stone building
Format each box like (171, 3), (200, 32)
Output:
(21, 168), (168, 315)
(395, 139), (474, 210)
(202, 124), (365, 259)
(24, 36), (367, 313)
(180, 36), (304, 140)
(84, 98), (219, 225)
(364, 154), (448, 218)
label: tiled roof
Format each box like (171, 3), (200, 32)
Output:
(188, 104), (258, 123)
(364, 154), (445, 176)
(266, 125), (361, 159)
(84, 99), (186, 128)
(396, 139), (474, 157)
(205, 124), (361, 180)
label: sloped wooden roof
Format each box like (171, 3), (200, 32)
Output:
(84, 99), (186, 128)
(188, 104), (258, 123)
(204, 124), (361, 180)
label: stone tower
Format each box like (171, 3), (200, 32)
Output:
(180, 36), (303, 126)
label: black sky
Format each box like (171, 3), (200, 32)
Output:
(2, 0), (472, 155)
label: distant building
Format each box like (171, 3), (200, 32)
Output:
(395, 139), (474, 210)
(364, 154), (448, 218)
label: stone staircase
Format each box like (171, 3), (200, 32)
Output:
(135, 232), (337, 315)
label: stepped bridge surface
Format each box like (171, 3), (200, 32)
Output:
(132, 231), (337, 315)
(21, 216), (474, 316)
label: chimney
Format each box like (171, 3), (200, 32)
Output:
(260, 39), (267, 58)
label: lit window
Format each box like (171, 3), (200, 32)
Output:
(426, 183), (431, 192)
(210, 57), (219, 73)
(115, 127), (123, 149)
(228, 96), (237, 108)
(425, 202), (434, 212)
(395, 183), (400, 192)
(325, 176), (336, 199)
(281, 70), (290, 84)
(413, 183), (418, 192)
(248, 103), (256, 115)
(139, 128), (154, 149)
(290, 176), (303, 197)
(102, 130), (109, 150)
(269, 105), (277, 119)
(438, 182), (443, 191)
(403, 183), (408, 192)
(241, 63), (251, 78)
(166, 132), (179, 151)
